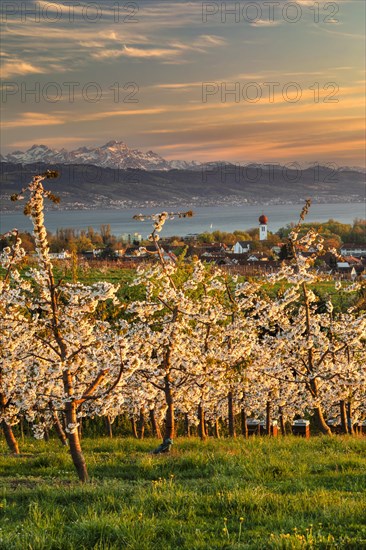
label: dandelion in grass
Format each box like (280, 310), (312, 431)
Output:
(223, 517), (229, 539)
(238, 517), (244, 542)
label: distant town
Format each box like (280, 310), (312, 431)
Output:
(2, 216), (365, 280)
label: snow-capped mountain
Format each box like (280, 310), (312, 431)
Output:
(1, 141), (201, 171)
(4, 142), (364, 174)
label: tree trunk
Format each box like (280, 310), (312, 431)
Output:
(198, 404), (207, 441)
(65, 401), (89, 482)
(347, 401), (354, 435)
(340, 400), (349, 434)
(130, 417), (138, 438)
(149, 409), (162, 439)
(1, 420), (20, 454)
(0, 392), (19, 454)
(105, 415), (113, 438)
(20, 416), (25, 443)
(52, 409), (68, 446)
(43, 425), (50, 442)
(279, 406), (286, 435)
(266, 399), (272, 436)
(137, 409), (145, 440)
(214, 418), (220, 439)
(228, 391), (236, 437)
(240, 409), (248, 438)
(184, 413), (191, 437)
(309, 378), (331, 435)
(164, 374), (174, 440)
(205, 420), (209, 437)
(302, 284), (331, 436)
(313, 405), (332, 436)
(61, 412), (67, 432)
(78, 417), (82, 440)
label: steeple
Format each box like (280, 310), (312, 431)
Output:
(259, 214), (268, 241)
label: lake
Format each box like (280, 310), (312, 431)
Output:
(1, 202), (364, 238)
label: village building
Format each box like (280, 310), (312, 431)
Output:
(259, 214), (268, 241)
(233, 240), (252, 254)
(336, 262), (357, 279)
(49, 250), (72, 260)
(340, 243), (366, 258)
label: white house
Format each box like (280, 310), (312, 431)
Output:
(49, 250), (72, 260)
(233, 240), (252, 254)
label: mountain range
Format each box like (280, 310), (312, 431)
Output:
(1, 160), (364, 211)
(1, 140), (364, 210)
(1, 141), (365, 175)
(0, 141), (203, 171)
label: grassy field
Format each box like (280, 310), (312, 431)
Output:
(0, 436), (365, 549)
(45, 263), (362, 312)
(1, 260), (360, 314)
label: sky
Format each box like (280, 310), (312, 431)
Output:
(1, 0), (365, 166)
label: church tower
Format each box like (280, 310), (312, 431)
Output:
(259, 214), (268, 241)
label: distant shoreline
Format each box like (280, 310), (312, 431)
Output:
(1, 197), (364, 214)
(2, 202), (364, 237)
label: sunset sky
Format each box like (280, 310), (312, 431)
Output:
(1, 0), (365, 166)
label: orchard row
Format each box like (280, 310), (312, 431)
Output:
(1, 173), (365, 481)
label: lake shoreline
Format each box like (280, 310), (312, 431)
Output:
(1, 202), (364, 237)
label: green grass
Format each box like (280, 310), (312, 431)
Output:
(2, 262), (359, 313)
(0, 437), (365, 549)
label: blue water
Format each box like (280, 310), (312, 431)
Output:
(1, 203), (364, 238)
